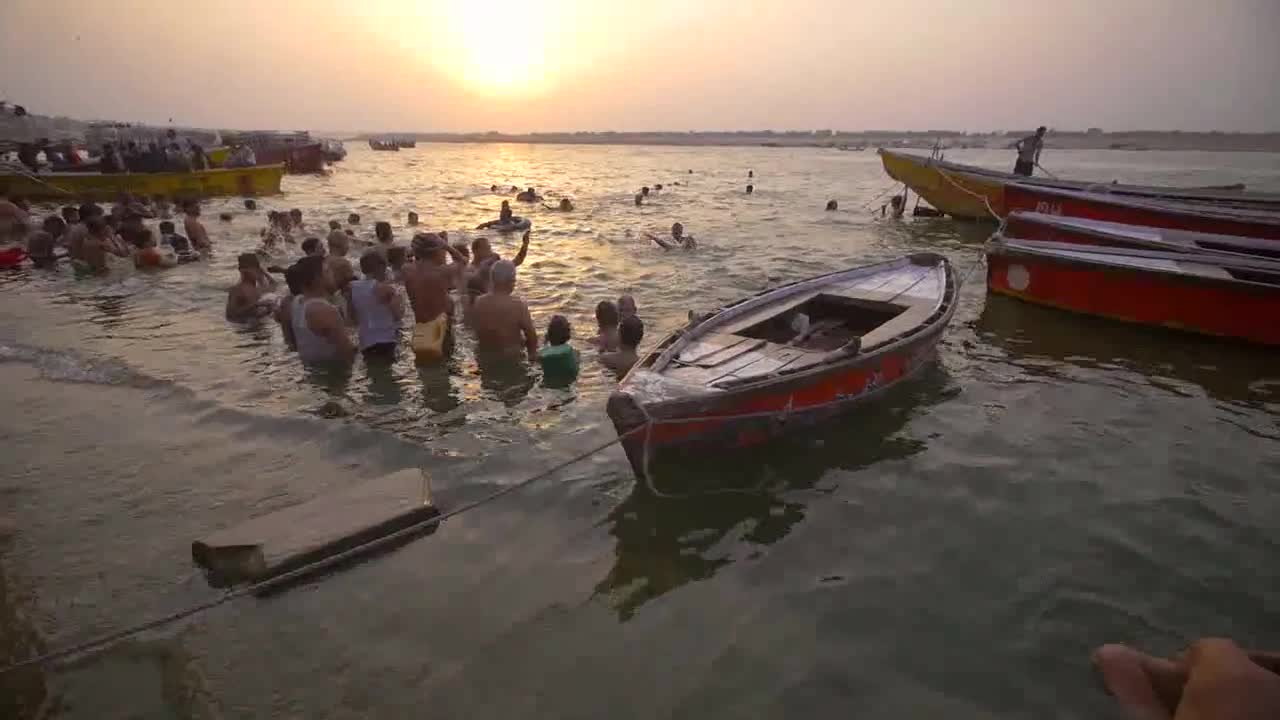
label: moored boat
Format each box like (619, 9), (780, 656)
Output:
(320, 139), (347, 162)
(1004, 184), (1280, 240)
(606, 254), (957, 476)
(878, 149), (1280, 221)
(986, 236), (1280, 346)
(395, 139), (416, 149)
(1005, 211), (1280, 260)
(369, 140), (400, 151)
(0, 164), (286, 201)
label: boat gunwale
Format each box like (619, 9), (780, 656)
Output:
(1004, 182), (1280, 225)
(616, 256), (957, 420)
(988, 236), (1280, 294)
(1006, 211), (1280, 257)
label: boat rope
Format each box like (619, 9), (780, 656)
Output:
(1034, 161), (1060, 180)
(0, 427), (648, 676)
(860, 180), (903, 211)
(2, 163), (76, 197)
(932, 164), (1006, 224)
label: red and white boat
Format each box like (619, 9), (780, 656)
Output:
(1005, 211), (1280, 260)
(607, 255), (957, 476)
(986, 236), (1280, 346)
(1004, 183), (1280, 239)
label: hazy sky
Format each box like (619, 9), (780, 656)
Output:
(2, 0), (1277, 133)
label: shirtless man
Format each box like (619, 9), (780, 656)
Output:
(326, 231), (356, 290)
(326, 220), (347, 250)
(183, 200), (211, 251)
(466, 231), (530, 301)
(601, 315), (644, 374)
(469, 260), (537, 361)
(648, 222), (696, 250)
(226, 253), (278, 321)
(79, 217), (131, 274)
(403, 233), (467, 362)
(289, 255), (355, 366)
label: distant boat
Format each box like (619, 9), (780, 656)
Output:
(987, 235), (1280, 346)
(395, 138), (416, 149)
(607, 254), (956, 477)
(877, 149), (1280, 221)
(369, 140), (400, 151)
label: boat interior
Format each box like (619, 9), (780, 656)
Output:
(655, 258), (948, 390)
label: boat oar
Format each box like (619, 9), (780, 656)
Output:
(1035, 161), (1060, 180)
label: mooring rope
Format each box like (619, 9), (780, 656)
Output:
(1, 162), (76, 197)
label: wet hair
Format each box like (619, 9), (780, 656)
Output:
(406, 211), (419, 226)
(359, 249), (387, 276)
(42, 215), (66, 235)
(289, 208), (302, 220)
(158, 220), (176, 234)
(619, 315), (644, 349)
(183, 198), (199, 212)
(595, 300), (619, 328)
(559, 198), (572, 210)
(490, 259), (516, 288)
(237, 252), (260, 270)
(78, 202), (102, 220)
(60, 205), (78, 222)
(293, 255), (326, 290)
(618, 294), (637, 316)
(375, 221), (392, 241)
(85, 216), (109, 236)
(826, 199), (838, 211)
(412, 233), (444, 260)
(490, 185), (498, 191)
(655, 184), (663, 190)
(642, 186), (650, 196)
(386, 246), (407, 268)
(329, 220), (340, 230)
(301, 237), (322, 255)
(243, 198), (257, 210)
(347, 213), (360, 224)
(545, 315), (571, 346)
(470, 237), (490, 256)
(746, 184), (754, 194)
(218, 212), (233, 222)
(1036, 126), (1047, 134)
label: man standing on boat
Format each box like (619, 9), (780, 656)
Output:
(1013, 126), (1046, 177)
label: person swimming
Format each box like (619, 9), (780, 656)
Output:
(544, 198), (574, 212)
(515, 187), (540, 202)
(826, 199), (838, 211)
(477, 200), (518, 229)
(746, 184), (754, 194)
(406, 211), (419, 226)
(375, 221), (394, 246)
(301, 236), (326, 257)
(634, 193), (643, 207)
(648, 222), (696, 250)
(347, 212), (360, 226)
(618, 294), (637, 320)
(641, 186), (650, 197)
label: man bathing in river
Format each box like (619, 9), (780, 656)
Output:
(349, 250), (404, 362)
(183, 200), (211, 251)
(226, 253), (278, 321)
(466, 231), (530, 301)
(404, 233), (467, 362)
(600, 315), (644, 374)
(648, 222), (696, 250)
(469, 259), (538, 362)
(290, 255), (355, 366)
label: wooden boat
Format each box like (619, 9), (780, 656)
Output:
(395, 139), (416, 149)
(878, 149), (1280, 221)
(1004, 184), (1280, 240)
(1005, 212), (1280, 260)
(0, 164), (286, 201)
(369, 140), (400, 151)
(986, 236), (1280, 346)
(606, 254), (957, 476)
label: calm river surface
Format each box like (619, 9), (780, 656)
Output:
(2, 145), (1279, 718)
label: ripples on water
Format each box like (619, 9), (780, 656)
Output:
(1, 147), (1279, 719)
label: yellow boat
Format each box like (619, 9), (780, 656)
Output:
(877, 149), (1005, 221)
(206, 146), (231, 166)
(0, 164), (285, 201)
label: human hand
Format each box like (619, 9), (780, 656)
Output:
(522, 230), (530, 245)
(1177, 639), (1280, 720)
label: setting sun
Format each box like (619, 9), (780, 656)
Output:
(435, 0), (553, 96)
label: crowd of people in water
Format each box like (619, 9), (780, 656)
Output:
(0, 165), (892, 383)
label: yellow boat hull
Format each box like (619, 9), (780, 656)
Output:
(878, 149), (1004, 221)
(0, 164), (285, 201)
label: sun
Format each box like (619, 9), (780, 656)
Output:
(433, 0), (556, 97)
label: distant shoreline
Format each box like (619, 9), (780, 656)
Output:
(348, 131), (1280, 154)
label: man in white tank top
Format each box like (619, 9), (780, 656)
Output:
(349, 250), (404, 363)
(289, 256), (355, 366)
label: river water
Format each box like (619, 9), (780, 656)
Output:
(2, 146), (1279, 718)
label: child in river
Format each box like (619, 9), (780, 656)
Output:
(592, 300), (620, 351)
(539, 314), (578, 383)
(601, 315), (643, 375)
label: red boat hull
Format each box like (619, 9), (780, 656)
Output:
(986, 247), (1280, 346)
(607, 322), (946, 477)
(1004, 184), (1280, 240)
(256, 143), (326, 174)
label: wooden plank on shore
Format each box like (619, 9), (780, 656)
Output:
(191, 468), (439, 590)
